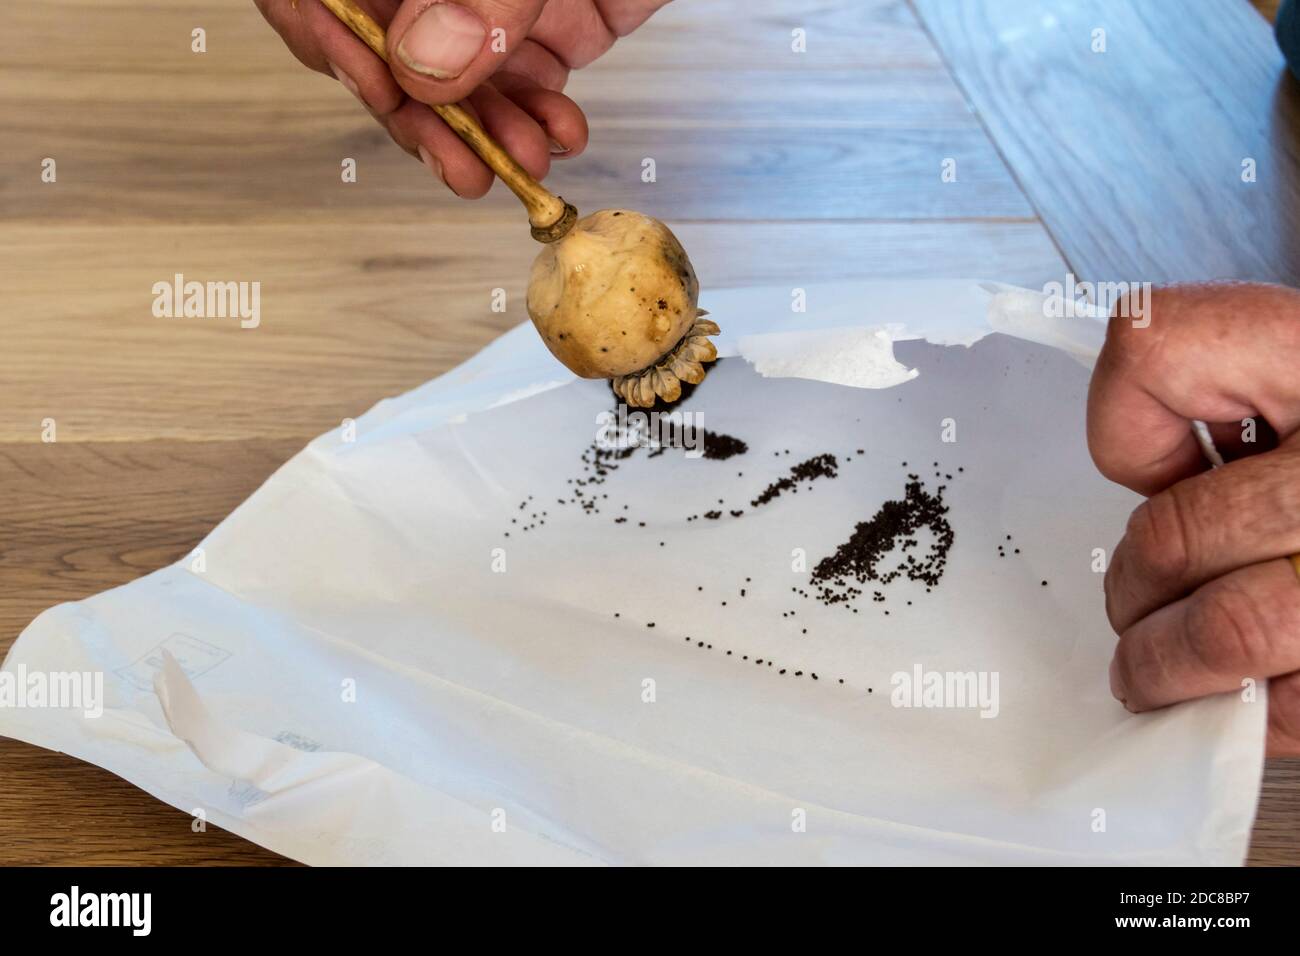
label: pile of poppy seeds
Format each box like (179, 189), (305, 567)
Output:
(807, 478), (954, 608)
(499, 370), (1045, 689)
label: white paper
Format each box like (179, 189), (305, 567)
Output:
(0, 280), (1265, 865)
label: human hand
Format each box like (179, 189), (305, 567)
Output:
(254, 0), (670, 196)
(1087, 282), (1300, 755)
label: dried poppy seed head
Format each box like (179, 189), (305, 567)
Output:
(526, 209), (718, 406)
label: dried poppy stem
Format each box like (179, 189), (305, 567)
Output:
(318, 0), (576, 242)
(319, 0), (719, 405)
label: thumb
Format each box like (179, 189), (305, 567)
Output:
(387, 0), (546, 105)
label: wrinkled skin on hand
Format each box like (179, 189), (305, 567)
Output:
(253, 0), (671, 195)
(1087, 282), (1300, 756)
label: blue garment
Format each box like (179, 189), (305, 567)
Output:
(1281, 0), (1300, 81)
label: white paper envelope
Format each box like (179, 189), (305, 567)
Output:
(0, 281), (1265, 865)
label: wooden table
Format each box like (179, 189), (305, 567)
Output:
(2, 0), (1297, 865)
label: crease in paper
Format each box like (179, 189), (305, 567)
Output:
(0, 277), (1264, 867)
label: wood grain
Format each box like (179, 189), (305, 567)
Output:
(0, 440), (303, 865)
(0, 220), (1066, 442)
(911, 0), (1300, 286)
(1, 436), (1295, 865)
(0, 0), (1029, 224)
(2, 0), (1296, 865)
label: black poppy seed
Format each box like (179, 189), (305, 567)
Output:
(647, 622), (655, 628)
(751, 454), (839, 508)
(806, 479), (953, 608)
(1041, 580), (1048, 586)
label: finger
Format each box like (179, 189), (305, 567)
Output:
(467, 82), (550, 180)
(527, 0), (616, 69)
(592, 0), (675, 35)
(1109, 558), (1300, 712)
(388, 0), (548, 105)
(1204, 416), (1281, 464)
(258, 0), (405, 114)
(1266, 668), (1300, 757)
(387, 99), (495, 196)
(498, 38), (571, 92)
(1105, 444), (1300, 632)
(1087, 282), (1300, 496)
(491, 74), (589, 157)
(528, 0), (670, 68)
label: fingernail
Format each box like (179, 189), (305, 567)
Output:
(1108, 655), (1126, 704)
(329, 61), (367, 108)
(417, 145), (450, 190)
(548, 137), (570, 155)
(397, 3), (486, 79)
